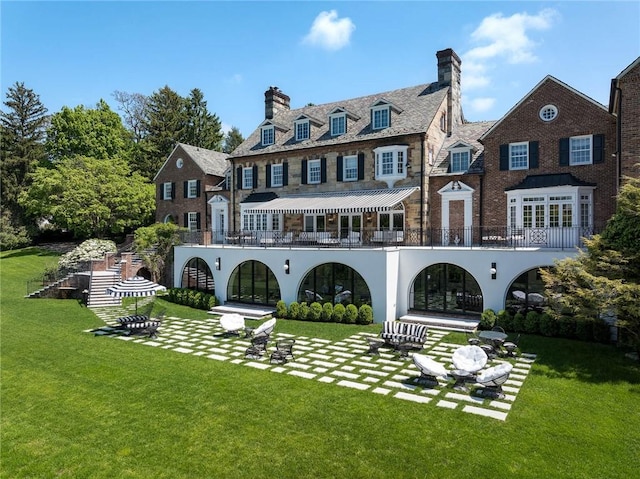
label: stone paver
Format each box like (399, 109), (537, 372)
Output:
(90, 305), (537, 421)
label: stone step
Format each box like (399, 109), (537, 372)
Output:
(398, 314), (480, 333)
(209, 303), (275, 320)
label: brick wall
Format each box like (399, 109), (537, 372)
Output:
(619, 62), (640, 181)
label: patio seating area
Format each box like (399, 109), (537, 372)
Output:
(90, 308), (535, 421)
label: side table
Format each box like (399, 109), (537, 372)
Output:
(366, 337), (385, 355)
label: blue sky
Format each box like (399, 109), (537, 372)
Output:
(2, 1), (639, 138)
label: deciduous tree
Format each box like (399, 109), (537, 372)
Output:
(134, 222), (184, 284)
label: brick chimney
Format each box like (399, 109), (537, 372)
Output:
(264, 86), (290, 119)
(436, 48), (463, 131)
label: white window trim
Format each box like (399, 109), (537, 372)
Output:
(539, 104), (558, 122)
(343, 155), (358, 182)
(449, 146), (470, 173)
(307, 159), (321, 185)
(242, 167), (253, 190)
(186, 179), (198, 198)
(187, 212), (198, 232)
(372, 105), (390, 130)
(374, 145), (408, 188)
(163, 182), (172, 200)
(261, 126), (275, 146)
(304, 214), (326, 232)
(570, 135), (593, 166)
(295, 119), (310, 141)
(271, 163), (283, 187)
(509, 142), (529, 170)
(330, 113), (346, 136)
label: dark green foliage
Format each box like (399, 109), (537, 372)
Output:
(524, 311), (540, 334)
(288, 301), (300, 320)
(357, 305), (374, 325)
(321, 302), (333, 322)
(496, 309), (513, 332)
(0, 210), (31, 250)
(276, 300), (288, 319)
(513, 312), (526, 333)
(344, 304), (358, 324)
(593, 320), (612, 344)
(308, 302), (323, 321)
(299, 302), (310, 321)
(223, 126), (245, 154)
(332, 303), (345, 323)
(480, 309), (496, 330)
(164, 287), (214, 311)
(208, 295), (217, 310)
(558, 315), (576, 338)
(538, 313), (558, 337)
(575, 319), (594, 342)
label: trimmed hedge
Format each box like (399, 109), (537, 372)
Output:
(166, 288), (218, 311)
(275, 300), (375, 325)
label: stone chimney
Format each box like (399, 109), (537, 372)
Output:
(264, 86), (291, 119)
(436, 48), (463, 131)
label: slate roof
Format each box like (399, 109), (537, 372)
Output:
(429, 120), (495, 176)
(178, 143), (230, 177)
(232, 83), (449, 157)
(505, 173), (596, 191)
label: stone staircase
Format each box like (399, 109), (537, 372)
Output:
(399, 313), (480, 333)
(26, 275), (76, 298)
(87, 270), (122, 308)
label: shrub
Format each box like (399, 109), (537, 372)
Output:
(308, 302), (323, 321)
(496, 309), (513, 332)
(480, 309), (496, 330)
(524, 311), (540, 334)
(538, 313), (558, 337)
(332, 303), (345, 323)
(208, 295), (217, 310)
(321, 302), (334, 322)
(593, 319), (611, 344)
(513, 312), (526, 332)
(357, 304), (374, 325)
(276, 300), (288, 319)
(344, 304), (358, 324)
(58, 238), (116, 270)
(575, 319), (594, 342)
(299, 302), (310, 321)
(558, 315), (577, 338)
(288, 302), (300, 320)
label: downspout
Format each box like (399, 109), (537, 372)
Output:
(478, 173), (484, 245)
(420, 132), (426, 246)
(231, 160), (237, 232)
(615, 85), (622, 188)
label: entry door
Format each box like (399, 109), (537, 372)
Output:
(339, 213), (361, 238)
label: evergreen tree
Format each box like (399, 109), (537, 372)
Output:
(184, 88), (223, 151)
(223, 126), (244, 154)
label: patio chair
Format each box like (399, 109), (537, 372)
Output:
(503, 334), (521, 357)
(412, 353), (449, 387)
(249, 318), (276, 340)
(219, 313), (245, 336)
(466, 330), (481, 346)
(245, 335), (269, 359)
(450, 345), (488, 391)
(270, 339), (295, 364)
(474, 362), (514, 399)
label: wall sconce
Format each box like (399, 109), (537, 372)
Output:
(215, 257), (221, 270)
(490, 262), (497, 280)
(284, 259), (290, 274)
(452, 180), (462, 191)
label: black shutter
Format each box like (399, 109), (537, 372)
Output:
(357, 152), (365, 180)
(337, 156), (343, 181)
(321, 158), (327, 183)
(499, 144), (509, 170)
(196, 213), (201, 230)
(266, 164), (271, 188)
(158, 184), (162, 200)
(236, 167), (242, 189)
(529, 141), (539, 169)
(283, 162), (288, 186)
(559, 138), (570, 166)
(593, 134), (605, 163)
(183, 181), (188, 198)
(171, 182), (175, 199)
(252, 165), (258, 188)
(301, 159), (308, 184)
(196, 180), (201, 197)
(183, 213), (188, 227)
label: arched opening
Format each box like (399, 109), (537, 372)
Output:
(506, 267), (548, 313)
(298, 263), (370, 307)
(227, 260), (280, 305)
(163, 214), (175, 224)
(135, 267), (152, 280)
(181, 257), (215, 293)
(411, 263), (482, 315)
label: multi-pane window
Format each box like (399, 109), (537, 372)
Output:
(381, 152), (394, 175)
(187, 179), (198, 198)
(372, 106), (389, 129)
(450, 150), (470, 173)
(379, 212), (404, 231)
(163, 182), (172, 200)
(308, 159), (321, 184)
(580, 195), (592, 228)
(374, 145), (408, 182)
(242, 212), (280, 231)
(295, 120), (309, 141)
(304, 214), (325, 232)
(570, 135), (592, 165)
(271, 164), (283, 187)
(261, 126), (274, 146)
(187, 212), (198, 231)
(343, 155), (358, 181)
(242, 167), (253, 190)
(510, 142), (529, 170)
(330, 114), (346, 136)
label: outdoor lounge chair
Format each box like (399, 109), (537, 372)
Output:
(219, 313), (245, 336)
(252, 318), (276, 339)
(474, 362), (514, 399)
(450, 345), (488, 391)
(412, 353), (449, 386)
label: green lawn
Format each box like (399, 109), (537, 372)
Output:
(2, 248), (639, 478)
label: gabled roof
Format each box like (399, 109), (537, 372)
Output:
(232, 83), (449, 157)
(504, 173), (596, 191)
(153, 143), (230, 181)
(609, 56), (640, 113)
(480, 75), (607, 141)
(430, 121), (495, 176)
(614, 56), (640, 80)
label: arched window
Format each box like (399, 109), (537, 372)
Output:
(506, 268), (548, 313)
(298, 263), (370, 307)
(411, 263), (482, 315)
(227, 260), (280, 305)
(181, 257), (214, 293)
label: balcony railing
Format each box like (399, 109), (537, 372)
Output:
(179, 225), (601, 250)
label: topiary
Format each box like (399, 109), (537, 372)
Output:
(321, 302), (333, 322)
(357, 304), (374, 325)
(332, 303), (346, 323)
(538, 313), (557, 337)
(344, 304), (358, 324)
(480, 309), (496, 330)
(308, 302), (323, 321)
(208, 295), (217, 310)
(496, 309), (513, 332)
(276, 300), (288, 319)
(299, 302), (310, 321)
(288, 301), (300, 320)
(513, 312), (526, 332)
(524, 311), (540, 334)
(558, 315), (576, 338)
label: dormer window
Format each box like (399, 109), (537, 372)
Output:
(372, 105), (390, 130)
(295, 119), (310, 141)
(330, 113), (346, 136)
(449, 145), (471, 173)
(261, 126), (274, 146)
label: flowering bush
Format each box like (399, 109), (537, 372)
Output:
(58, 239), (117, 270)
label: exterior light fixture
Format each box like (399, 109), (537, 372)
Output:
(284, 259), (290, 274)
(490, 262), (497, 280)
(215, 257), (221, 270)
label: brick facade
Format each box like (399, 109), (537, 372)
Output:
(616, 60), (640, 181)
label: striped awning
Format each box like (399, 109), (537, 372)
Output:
(106, 276), (167, 298)
(243, 187), (419, 214)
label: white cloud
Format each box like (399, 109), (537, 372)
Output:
(230, 73), (243, 84)
(302, 10), (355, 51)
(469, 97), (496, 113)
